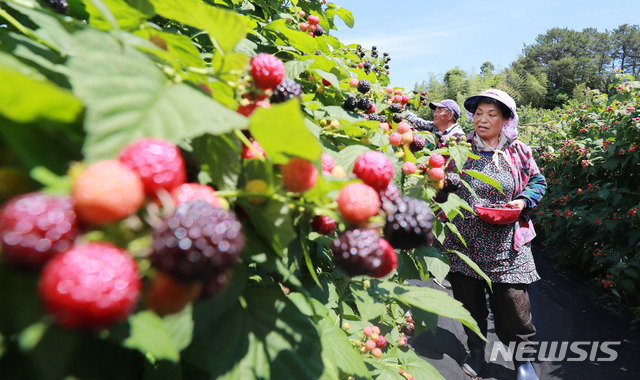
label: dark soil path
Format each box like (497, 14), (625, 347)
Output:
(409, 245), (640, 380)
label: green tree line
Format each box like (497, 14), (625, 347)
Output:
(414, 24), (640, 113)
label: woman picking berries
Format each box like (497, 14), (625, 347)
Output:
(441, 89), (546, 380)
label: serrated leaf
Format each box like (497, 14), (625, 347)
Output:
(149, 0), (247, 53)
(464, 169), (503, 194)
(249, 100), (321, 164)
(317, 319), (371, 379)
(350, 283), (387, 322)
(67, 30), (248, 162)
(450, 250), (492, 290)
(84, 0), (149, 30)
(414, 246), (450, 283)
(396, 347), (445, 380)
(3, 2), (74, 54)
(124, 311), (181, 362)
(0, 67), (83, 123)
(449, 144), (471, 170)
(189, 133), (242, 191)
(284, 58), (314, 80)
(162, 305), (194, 352)
(263, 19), (318, 55)
(334, 145), (370, 173)
(209, 288), (324, 379)
(372, 281), (484, 341)
(336, 7), (354, 28)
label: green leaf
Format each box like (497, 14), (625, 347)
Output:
(149, 0), (247, 53)
(450, 250), (492, 290)
(336, 7), (354, 28)
(240, 197), (296, 254)
(464, 169), (504, 194)
(396, 347), (445, 380)
(189, 133), (242, 191)
(371, 281), (485, 341)
(162, 305), (194, 352)
(263, 19), (318, 55)
(67, 30), (248, 162)
(334, 145), (371, 173)
(123, 311), (181, 362)
(414, 246), (450, 284)
(209, 288), (324, 379)
(284, 58), (314, 80)
(448, 144), (471, 170)
(350, 283), (388, 322)
(3, 2), (74, 55)
(0, 67), (83, 123)
(317, 319), (371, 379)
(249, 100), (322, 164)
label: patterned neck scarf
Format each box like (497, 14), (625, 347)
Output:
(473, 132), (514, 171)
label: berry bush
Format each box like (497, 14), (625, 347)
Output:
(525, 71), (640, 306)
(0, 0), (486, 379)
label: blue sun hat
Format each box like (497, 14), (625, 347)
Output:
(464, 89), (519, 139)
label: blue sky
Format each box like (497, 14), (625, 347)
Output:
(330, 0), (640, 90)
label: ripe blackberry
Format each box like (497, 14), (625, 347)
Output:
(331, 228), (385, 277)
(363, 61), (372, 70)
(392, 114), (403, 123)
(409, 135), (426, 152)
(270, 78), (302, 104)
(0, 193), (78, 269)
(344, 96), (357, 111)
(357, 80), (371, 94)
(151, 200), (245, 282)
(357, 97), (372, 111)
(434, 190), (450, 203)
(313, 26), (324, 36)
(389, 103), (401, 113)
(383, 196), (435, 250)
(443, 173), (462, 192)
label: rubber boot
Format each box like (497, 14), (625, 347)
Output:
(515, 360), (538, 380)
(462, 324), (486, 379)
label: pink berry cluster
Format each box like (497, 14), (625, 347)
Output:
(0, 137), (235, 329)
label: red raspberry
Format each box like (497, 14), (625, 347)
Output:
(38, 242), (141, 330)
(396, 122), (411, 134)
(337, 183), (380, 224)
(241, 140), (266, 160)
(250, 53), (285, 90)
(376, 335), (387, 348)
(352, 151), (394, 191)
(0, 193), (78, 269)
(388, 132), (402, 146)
(308, 15), (320, 24)
(402, 161), (417, 175)
(428, 153), (445, 168)
(72, 160), (145, 225)
(170, 183), (224, 208)
(371, 238), (397, 278)
(236, 100), (270, 117)
(281, 157), (318, 193)
(321, 153), (335, 174)
(429, 167), (445, 181)
(119, 138), (186, 197)
(311, 215), (337, 235)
